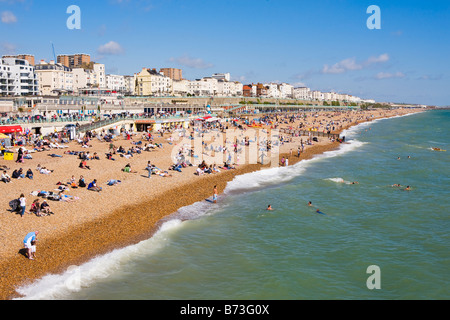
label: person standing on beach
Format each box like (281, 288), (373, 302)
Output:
(19, 193), (27, 217)
(23, 231), (38, 260)
(146, 161), (152, 178)
(213, 185), (218, 203)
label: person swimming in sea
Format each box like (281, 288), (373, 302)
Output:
(267, 205), (273, 211)
(316, 209), (326, 215)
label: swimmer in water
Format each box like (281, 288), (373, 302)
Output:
(267, 205), (273, 211)
(392, 184), (402, 187)
(316, 209), (326, 215)
(308, 201), (312, 206)
(351, 181), (359, 184)
(404, 185), (411, 191)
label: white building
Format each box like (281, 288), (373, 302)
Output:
(310, 90), (324, 101)
(0, 57), (39, 96)
(278, 83), (293, 99)
(72, 63), (106, 93)
(293, 87), (311, 100)
(124, 75), (136, 96)
(93, 63), (106, 88)
(172, 79), (188, 96)
(187, 77), (218, 96)
(106, 74), (125, 93)
(35, 60), (73, 96)
(263, 83), (280, 98)
(211, 73), (231, 82)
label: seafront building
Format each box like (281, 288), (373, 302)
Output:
(72, 63), (106, 93)
(35, 60), (74, 96)
(2, 54), (35, 66)
(135, 68), (173, 96)
(0, 50), (373, 122)
(0, 57), (39, 97)
(106, 74), (126, 93)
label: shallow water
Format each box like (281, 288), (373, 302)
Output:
(17, 110), (450, 300)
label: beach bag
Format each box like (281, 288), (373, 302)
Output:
(9, 199), (20, 212)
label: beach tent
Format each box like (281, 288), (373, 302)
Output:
(0, 132), (12, 150)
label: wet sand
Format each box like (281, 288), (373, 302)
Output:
(0, 108), (424, 299)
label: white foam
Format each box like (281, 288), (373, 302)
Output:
(327, 177), (347, 184)
(225, 138), (367, 194)
(14, 218), (185, 300)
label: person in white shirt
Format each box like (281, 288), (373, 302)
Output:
(1, 170), (11, 183)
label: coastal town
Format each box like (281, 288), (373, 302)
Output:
(0, 53), (430, 122)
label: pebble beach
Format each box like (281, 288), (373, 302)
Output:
(0, 108), (424, 300)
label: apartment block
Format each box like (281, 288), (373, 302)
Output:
(57, 54), (91, 69)
(0, 57), (39, 96)
(160, 68), (182, 81)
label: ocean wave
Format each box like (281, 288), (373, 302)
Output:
(326, 177), (350, 184)
(225, 139), (367, 194)
(14, 218), (185, 300)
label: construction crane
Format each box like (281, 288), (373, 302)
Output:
(51, 42), (57, 62)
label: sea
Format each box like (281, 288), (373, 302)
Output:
(16, 109), (449, 300)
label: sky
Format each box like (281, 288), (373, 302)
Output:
(0, 0), (449, 106)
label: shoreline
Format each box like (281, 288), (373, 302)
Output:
(0, 109), (425, 300)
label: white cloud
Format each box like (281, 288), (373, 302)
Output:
(1, 11), (17, 24)
(322, 54), (390, 74)
(374, 71), (405, 80)
(322, 57), (362, 74)
(1, 42), (17, 54)
(97, 41), (125, 55)
(169, 54), (214, 69)
(366, 53), (390, 64)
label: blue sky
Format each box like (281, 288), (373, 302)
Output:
(1, 0), (449, 105)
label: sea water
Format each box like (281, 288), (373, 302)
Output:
(16, 110), (449, 300)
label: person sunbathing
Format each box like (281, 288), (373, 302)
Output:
(39, 167), (53, 174)
(79, 160), (91, 170)
(122, 164), (137, 173)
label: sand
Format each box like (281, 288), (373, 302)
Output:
(0, 108), (424, 299)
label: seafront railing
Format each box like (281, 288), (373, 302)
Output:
(0, 116), (93, 125)
(76, 113), (217, 133)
